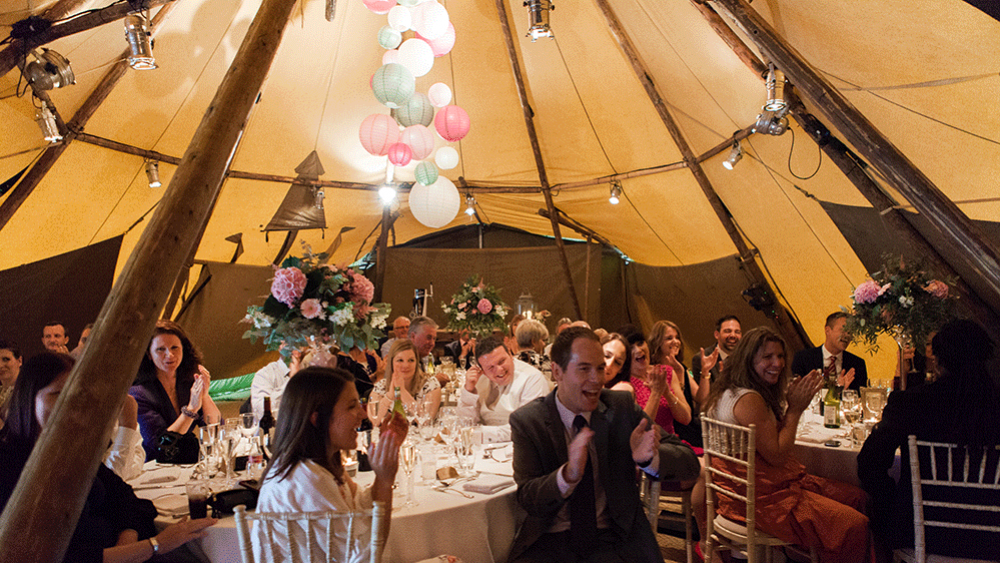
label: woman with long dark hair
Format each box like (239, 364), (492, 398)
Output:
(859, 319), (1000, 560)
(614, 329), (690, 433)
(648, 320), (718, 449)
(0, 352), (215, 562)
(696, 327), (871, 563)
(601, 332), (631, 389)
(254, 367), (407, 563)
(129, 320), (221, 460)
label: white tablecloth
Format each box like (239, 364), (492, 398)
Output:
(794, 411), (861, 486)
(133, 445), (522, 563)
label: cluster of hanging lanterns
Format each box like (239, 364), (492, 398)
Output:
(358, 0), (470, 228)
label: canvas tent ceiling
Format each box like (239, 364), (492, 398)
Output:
(1, 0), (998, 373)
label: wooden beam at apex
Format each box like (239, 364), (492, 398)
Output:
(0, 1), (299, 561)
(592, 0), (810, 351)
(495, 0), (583, 321)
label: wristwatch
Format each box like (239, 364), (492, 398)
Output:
(149, 537), (160, 554)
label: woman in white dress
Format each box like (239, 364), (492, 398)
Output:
(254, 366), (408, 563)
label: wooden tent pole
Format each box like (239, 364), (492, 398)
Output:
(592, 0), (810, 350)
(0, 0), (173, 79)
(495, 0), (584, 321)
(711, 0), (1000, 311)
(0, 1), (297, 561)
(374, 205), (392, 302)
(0, 2), (178, 231)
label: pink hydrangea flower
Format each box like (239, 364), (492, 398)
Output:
(477, 298), (493, 314)
(853, 280), (881, 304)
(347, 274), (375, 304)
(271, 267), (307, 306)
(300, 298), (322, 319)
(354, 302), (373, 319)
(924, 280), (949, 299)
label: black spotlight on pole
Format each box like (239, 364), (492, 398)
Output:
(742, 283), (778, 319)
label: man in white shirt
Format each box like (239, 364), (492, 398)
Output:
(458, 336), (548, 444)
(103, 394), (145, 481)
(251, 349), (303, 420)
(380, 316), (411, 359)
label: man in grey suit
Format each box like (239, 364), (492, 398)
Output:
(509, 326), (700, 563)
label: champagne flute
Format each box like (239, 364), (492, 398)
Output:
(198, 424), (220, 478)
(400, 442), (418, 507)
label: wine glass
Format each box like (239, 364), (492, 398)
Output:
(865, 391), (886, 422)
(416, 396), (436, 441)
(240, 413), (258, 444)
(198, 424), (220, 478)
(218, 424), (239, 485)
(368, 389), (383, 426)
(400, 441), (418, 507)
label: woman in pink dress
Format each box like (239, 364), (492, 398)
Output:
(613, 329), (690, 434)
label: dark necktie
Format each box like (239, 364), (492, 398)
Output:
(570, 415), (597, 552)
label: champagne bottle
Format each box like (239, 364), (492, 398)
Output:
(823, 385), (841, 428)
(392, 386), (408, 419)
(259, 396), (275, 460)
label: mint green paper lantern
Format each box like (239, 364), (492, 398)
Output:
(390, 92), (434, 127)
(377, 26), (402, 50)
(398, 0), (418, 6)
(414, 161), (438, 185)
(373, 63), (415, 109)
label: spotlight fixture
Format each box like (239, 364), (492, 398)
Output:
(145, 160), (161, 188)
(465, 195), (476, 216)
(378, 184), (397, 204)
(35, 101), (61, 143)
(722, 141), (743, 170)
(608, 180), (622, 205)
(313, 187), (325, 210)
(752, 65), (789, 136)
(124, 14), (157, 70)
(524, 0), (554, 41)
(22, 48), (75, 90)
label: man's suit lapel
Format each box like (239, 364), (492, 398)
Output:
(544, 392), (569, 466)
(591, 397), (610, 486)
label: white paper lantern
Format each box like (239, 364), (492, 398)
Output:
(400, 124), (435, 160)
(382, 49), (400, 65)
(397, 38), (434, 78)
(409, 176), (460, 228)
(413, 1), (449, 41)
(387, 6), (411, 32)
(435, 146), (459, 169)
(428, 82), (452, 107)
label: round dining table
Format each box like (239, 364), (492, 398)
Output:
(131, 443), (521, 563)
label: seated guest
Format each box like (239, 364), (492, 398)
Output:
(1, 352), (215, 563)
(251, 348), (304, 421)
(70, 322), (94, 359)
(791, 311), (867, 390)
(340, 346), (380, 395)
(599, 332), (630, 389)
(649, 320), (716, 449)
(370, 339), (441, 424)
(103, 393), (147, 482)
(506, 315), (526, 355)
(409, 316), (444, 385)
(508, 327), (700, 563)
(458, 336), (548, 444)
(443, 328), (475, 370)
(514, 319), (552, 383)
(129, 320), (221, 461)
(41, 321), (70, 354)
(381, 316), (411, 359)
(0, 340), (22, 424)
(615, 330), (690, 434)
(858, 320), (1000, 561)
(255, 367), (407, 563)
(695, 327), (871, 563)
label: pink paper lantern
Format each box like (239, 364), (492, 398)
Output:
(363, 0), (395, 15)
(428, 82), (452, 107)
(382, 49), (399, 65)
(412, 1), (449, 40)
(387, 142), (413, 166)
(416, 22), (455, 57)
(400, 125), (435, 160)
(359, 113), (401, 156)
(434, 105), (470, 142)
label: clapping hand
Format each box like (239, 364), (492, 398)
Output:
(187, 377), (205, 412)
(786, 370), (823, 413)
(837, 368), (855, 389)
(629, 418), (659, 466)
(564, 424), (594, 484)
(647, 365), (668, 394)
(698, 346), (720, 375)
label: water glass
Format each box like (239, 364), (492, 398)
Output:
(186, 480), (211, 519)
(456, 426), (476, 476)
(418, 443), (437, 482)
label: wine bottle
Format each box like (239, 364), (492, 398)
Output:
(259, 396), (275, 459)
(392, 386), (407, 419)
(823, 385), (841, 428)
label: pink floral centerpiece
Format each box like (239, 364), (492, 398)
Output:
(441, 275), (508, 338)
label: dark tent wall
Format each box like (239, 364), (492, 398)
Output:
(0, 236), (122, 359)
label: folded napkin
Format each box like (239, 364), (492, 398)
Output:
(131, 466), (182, 488)
(462, 474), (515, 495)
(473, 444), (514, 477)
(154, 493), (189, 517)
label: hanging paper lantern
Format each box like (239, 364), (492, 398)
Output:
(435, 146), (459, 169)
(397, 38), (434, 78)
(363, 0), (395, 15)
(408, 176), (460, 228)
(400, 125), (435, 160)
(387, 142), (413, 166)
(382, 49), (400, 65)
(377, 26), (402, 50)
(414, 161), (438, 185)
(387, 6), (411, 32)
(434, 105), (470, 142)
(412, 1), (449, 41)
(372, 63), (415, 109)
(398, 0), (419, 6)
(416, 22), (455, 57)
(427, 82), (452, 107)
(391, 92), (434, 127)
(359, 114), (401, 156)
